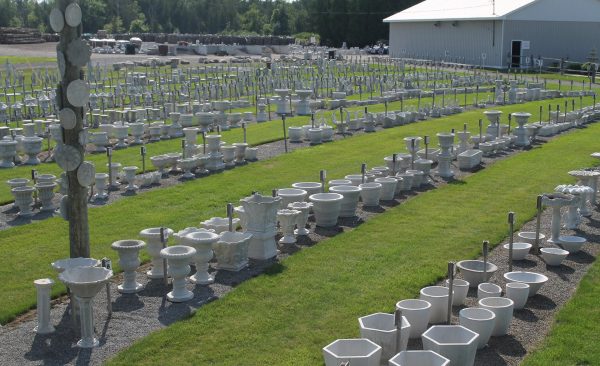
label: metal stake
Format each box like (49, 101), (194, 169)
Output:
(508, 212), (515, 272)
(394, 308), (404, 353)
(160, 227), (168, 286)
(320, 170), (326, 193)
(227, 203), (234, 232)
(534, 195), (543, 254)
(447, 262), (455, 325)
(483, 241), (489, 279)
(361, 163), (367, 184)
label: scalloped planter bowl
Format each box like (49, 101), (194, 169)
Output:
(503, 271), (548, 296)
(478, 297), (514, 336)
(456, 260), (498, 287)
(389, 350), (450, 366)
(540, 247), (569, 266)
(503, 242), (532, 261)
(51, 257), (100, 273)
(309, 193), (343, 227)
(395, 299), (432, 338)
(459, 307), (496, 349)
(421, 325), (479, 366)
(358, 312), (410, 361)
(322, 338), (382, 366)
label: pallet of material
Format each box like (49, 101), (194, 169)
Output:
(0, 27), (45, 44)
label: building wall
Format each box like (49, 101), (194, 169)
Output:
(502, 20), (600, 67)
(507, 0), (600, 22)
(388, 20), (503, 67)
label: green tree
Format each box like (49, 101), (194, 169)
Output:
(270, 5), (289, 36)
(104, 16), (125, 34)
(129, 13), (149, 33)
(240, 3), (266, 34)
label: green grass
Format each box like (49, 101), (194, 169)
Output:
(105, 115), (600, 365)
(0, 56), (56, 65)
(522, 261), (600, 366)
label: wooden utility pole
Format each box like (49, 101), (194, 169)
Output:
(53, 0), (91, 258)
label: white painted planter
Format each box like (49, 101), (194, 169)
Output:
(35, 182), (57, 211)
(309, 128), (323, 145)
(557, 235), (586, 253)
(414, 159), (433, 176)
(503, 242), (532, 261)
(139, 227), (174, 279)
(329, 185), (361, 218)
(51, 257), (100, 273)
(12, 186), (34, 217)
(201, 217), (240, 234)
(421, 325), (479, 366)
(459, 307), (496, 349)
(94, 173), (108, 200)
(59, 267), (113, 348)
(503, 271), (548, 296)
(221, 145), (236, 167)
(374, 177), (397, 200)
(395, 173), (413, 193)
(245, 147), (258, 161)
(389, 350), (449, 366)
(182, 231), (220, 285)
(478, 297), (514, 336)
(122, 166), (138, 191)
(213, 231), (253, 271)
(358, 312), (410, 362)
(419, 286), (450, 324)
(21, 136), (43, 165)
(445, 278), (469, 305)
(309, 193), (343, 227)
(111, 239), (146, 293)
(34, 278), (55, 334)
(278, 209), (300, 244)
(457, 149), (483, 170)
(0, 140), (17, 168)
(395, 299), (432, 338)
(322, 338), (382, 366)
(240, 193), (280, 260)
(292, 181), (322, 197)
(288, 201), (312, 235)
(505, 282), (530, 310)
(288, 127), (303, 142)
(329, 179), (352, 187)
(517, 231), (546, 246)
(540, 247), (569, 266)
(345, 174), (366, 186)
(456, 260), (498, 287)
(277, 188), (307, 208)
(477, 282), (502, 300)
(161, 245), (196, 302)
(405, 169), (425, 187)
(384, 155), (402, 173)
(359, 182), (382, 207)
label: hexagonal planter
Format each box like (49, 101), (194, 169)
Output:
(322, 338), (382, 366)
(358, 312), (410, 362)
(422, 325), (479, 366)
(389, 350), (450, 366)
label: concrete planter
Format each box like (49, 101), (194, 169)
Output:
(457, 149), (483, 170)
(288, 201), (312, 236)
(478, 297), (514, 336)
(445, 278), (469, 305)
(422, 325), (479, 366)
(358, 312), (410, 362)
(329, 179), (352, 187)
(503, 242), (532, 261)
(139, 227), (174, 279)
(456, 260), (498, 287)
(477, 282), (502, 300)
(213, 231), (253, 271)
(309, 193), (343, 227)
(160, 245), (196, 302)
(111, 239), (146, 293)
(182, 231), (220, 284)
(505, 282), (530, 310)
(517, 231), (546, 246)
(359, 182), (382, 207)
(540, 247), (569, 266)
(503, 271), (548, 296)
(322, 338), (382, 366)
(459, 307), (496, 349)
(240, 193), (280, 260)
(375, 177), (398, 200)
(292, 182), (322, 197)
(557, 235), (586, 253)
(277, 188), (307, 208)
(389, 350), (449, 366)
(419, 286), (449, 324)
(288, 127), (303, 143)
(329, 185), (361, 218)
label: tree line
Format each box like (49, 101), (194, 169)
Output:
(0, 0), (418, 47)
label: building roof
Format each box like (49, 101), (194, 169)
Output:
(384, 0), (538, 22)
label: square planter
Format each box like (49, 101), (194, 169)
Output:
(457, 149), (483, 170)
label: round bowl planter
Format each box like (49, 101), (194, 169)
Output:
(503, 271), (548, 296)
(359, 182), (382, 207)
(503, 242), (532, 261)
(505, 282), (530, 310)
(478, 297), (514, 336)
(328, 179), (352, 187)
(395, 299), (432, 338)
(445, 279), (469, 305)
(557, 235), (586, 253)
(291, 182), (322, 197)
(374, 177), (398, 201)
(329, 185), (361, 218)
(540, 247), (569, 266)
(309, 193), (343, 227)
(477, 282), (502, 300)
(456, 260), (498, 287)
(459, 307), (496, 349)
(517, 231), (546, 246)
(277, 188), (307, 208)
(419, 286), (450, 324)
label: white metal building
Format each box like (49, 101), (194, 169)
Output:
(383, 0), (600, 68)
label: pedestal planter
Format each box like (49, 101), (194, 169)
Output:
(540, 247), (569, 266)
(505, 282), (530, 310)
(150, 155), (170, 176)
(277, 188), (307, 208)
(35, 182), (57, 211)
(122, 166), (138, 191)
(59, 267), (113, 348)
(420, 286), (450, 324)
(12, 186), (35, 216)
(107, 163), (121, 188)
(288, 201), (312, 236)
(459, 307), (496, 349)
(395, 299), (432, 338)
(374, 177), (397, 201)
(309, 193), (343, 227)
(111, 240), (146, 293)
(389, 350), (449, 366)
(20, 136), (43, 165)
(478, 297), (514, 336)
(240, 193), (280, 260)
(277, 209), (300, 244)
(181, 231), (220, 285)
(139, 227), (174, 279)
(113, 125), (129, 149)
(542, 193), (574, 244)
(512, 112), (531, 147)
(359, 182), (382, 206)
(0, 139), (17, 168)
(322, 338), (382, 366)
(34, 278), (55, 334)
(456, 260), (498, 287)
(445, 278), (469, 305)
(477, 282), (502, 300)
(329, 185), (361, 217)
(504, 271), (548, 296)
(205, 134), (225, 171)
(455, 131), (470, 155)
(358, 312), (410, 362)
(421, 325), (479, 366)
(436, 133), (455, 178)
(221, 145), (236, 167)
(160, 245), (196, 302)
(213, 231), (253, 271)
(503, 242), (532, 261)
(129, 122), (145, 145)
(291, 182), (322, 197)
(232, 143), (248, 164)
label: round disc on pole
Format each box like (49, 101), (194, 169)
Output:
(54, 144), (82, 172)
(64, 3), (82, 28)
(66, 80), (89, 107)
(59, 108), (77, 130)
(66, 39), (91, 67)
(49, 8), (64, 33)
(76, 161), (96, 187)
(57, 50), (66, 78)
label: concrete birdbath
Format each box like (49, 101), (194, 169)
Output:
(277, 209), (300, 244)
(456, 260), (498, 287)
(139, 227), (173, 279)
(309, 192), (343, 227)
(422, 325), (479, 366)
(181, 230), (220, 284)
(389, 350), (450, 366)
(568, 170), (600, 205)
(322, 338), (382, 366)
(240, 193), (280, 260)
(59, 267), (113, 348)
(504, 271), (548, 296)
(420, 286), (450, 324)
(542, 193), (574, 244)
(213, 231), (253, 271)
(554, 184), (585, 227)
(277, 188), (307, 208)
(459, 307), (496, 349)
(160, 245), (196, 302)
(329, 185), (361, 217)
(111, 239), (146, 293)
(483, 110), (502, 139)
(51, 257), (101, 273)
(358, 312), (410, 361)
(288, 201), (312, 235)
(478, 297), (514, 336)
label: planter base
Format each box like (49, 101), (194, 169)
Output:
(216, 261), (248, 272)
(118, 282), (145, 294)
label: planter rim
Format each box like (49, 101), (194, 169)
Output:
(478, 296), (514, 308)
